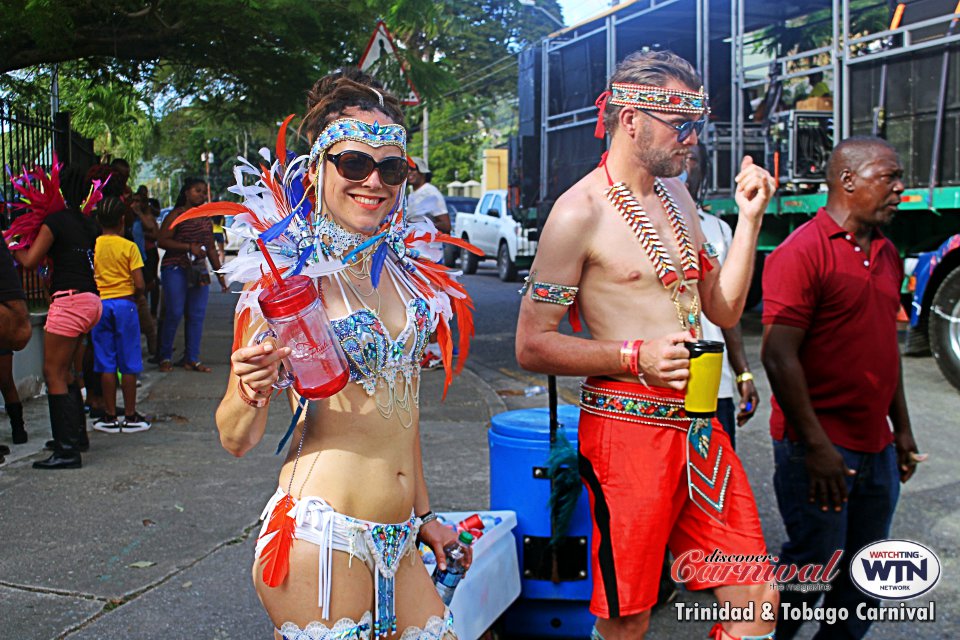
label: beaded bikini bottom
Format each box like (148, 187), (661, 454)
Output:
(579, 377), (732, 522)
(257, 489), (421, 638)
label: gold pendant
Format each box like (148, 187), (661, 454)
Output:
(672, 281), (701, 338)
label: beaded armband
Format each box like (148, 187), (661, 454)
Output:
(520, 271), (579, 306)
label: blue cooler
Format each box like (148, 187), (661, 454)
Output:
(489, 406), (594, 638)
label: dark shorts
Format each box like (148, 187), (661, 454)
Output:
(92, 298), (143, 375)
(578, 377), (769, 617)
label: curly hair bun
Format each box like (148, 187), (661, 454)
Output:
(300, 68), (405, 140)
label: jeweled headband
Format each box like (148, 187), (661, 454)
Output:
(610, 82), (709, 115)
(308, 118), (407, 167)
(594, 82), (710, 138)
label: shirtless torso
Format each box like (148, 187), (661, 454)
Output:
(515, 57), (777, 640)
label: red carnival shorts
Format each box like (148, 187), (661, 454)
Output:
(45, 291), (102, 338)
(578, 377), (769, 618)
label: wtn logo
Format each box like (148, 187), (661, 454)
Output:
(851, 540), (941, 600)
(860, 558), (927, 583)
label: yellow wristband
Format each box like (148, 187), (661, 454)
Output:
(736, 371), (754, 384)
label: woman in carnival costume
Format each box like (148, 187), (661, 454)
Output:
(6, 162), (106, 469)
(203, 69), (480, 639)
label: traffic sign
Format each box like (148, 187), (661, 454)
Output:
(359, 20), (421, 106)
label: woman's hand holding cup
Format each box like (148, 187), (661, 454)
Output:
(232, 341), (292, 396)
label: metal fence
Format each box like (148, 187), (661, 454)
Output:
(1, 100), (61, 309)
(0, 100), (61, 217)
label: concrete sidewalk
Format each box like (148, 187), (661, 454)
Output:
(0, 290), (501, 640)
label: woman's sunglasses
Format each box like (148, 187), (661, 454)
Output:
(638, 109), (706, 143)
(325, 150), (409, 186)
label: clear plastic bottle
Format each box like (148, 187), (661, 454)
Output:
(433, 531), (474, 605)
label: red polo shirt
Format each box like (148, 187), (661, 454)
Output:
(762, 208), (902, 453)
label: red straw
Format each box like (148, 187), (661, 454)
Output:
(257, 238), (284, 286)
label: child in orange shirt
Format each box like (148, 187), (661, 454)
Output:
(91, 198), (150, 433)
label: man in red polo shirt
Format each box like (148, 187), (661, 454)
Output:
(761, 136), (925, 639)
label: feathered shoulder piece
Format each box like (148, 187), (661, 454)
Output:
(3, 154), (108, 250)
(172, 115), (483, 396)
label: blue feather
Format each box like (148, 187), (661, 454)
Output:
(370, 242), (388, 288)
(290, 244), (315, 276)
(260, 210), (297, 243)
(275, 396), (308, 455)
(341, 232), (385, 265)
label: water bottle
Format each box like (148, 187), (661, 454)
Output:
(433, 531), (474, 605)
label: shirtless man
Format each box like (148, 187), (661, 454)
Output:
(516, 51), (778, 640)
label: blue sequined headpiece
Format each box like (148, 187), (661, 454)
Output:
(309, 118), (407, 167)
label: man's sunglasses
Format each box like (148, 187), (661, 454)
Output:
(325, 150), (409, 186)
(638, 109), (706, 143)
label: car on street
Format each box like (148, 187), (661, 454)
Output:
(452, 189), (538, 282)
(442, 196), (479, 267)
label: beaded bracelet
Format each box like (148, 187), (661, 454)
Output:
(237, 378), (270, 409)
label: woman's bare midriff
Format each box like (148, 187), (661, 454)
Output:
(274, 379), (421, 524)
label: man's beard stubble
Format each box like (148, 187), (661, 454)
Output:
(635, 123), (687, 178)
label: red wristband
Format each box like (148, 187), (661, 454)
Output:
(237, 378), (270, 408)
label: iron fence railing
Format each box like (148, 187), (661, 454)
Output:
(1, 100), (60, 310)
(1, 100), (57, 228)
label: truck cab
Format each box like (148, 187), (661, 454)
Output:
(453, 189), (538, 282)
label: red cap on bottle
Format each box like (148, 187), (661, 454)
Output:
(257, 275), (319, 319)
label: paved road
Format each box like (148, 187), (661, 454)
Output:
(0, 262), (956, 639)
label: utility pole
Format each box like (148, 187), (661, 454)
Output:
(422, 106), (429, 163)
(202, 146), (213, 201)
(50, 64), (60, 118)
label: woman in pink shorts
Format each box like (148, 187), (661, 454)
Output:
(13, 191), (101, 470)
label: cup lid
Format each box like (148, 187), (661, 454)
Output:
(257, 275), (318, 318)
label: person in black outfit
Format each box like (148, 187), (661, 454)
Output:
(0, 236), (30, 463)
(12, 167), (101, 470)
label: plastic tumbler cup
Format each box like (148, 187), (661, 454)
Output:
(683, 340), (725, 416)
(256, 275), (350, 400)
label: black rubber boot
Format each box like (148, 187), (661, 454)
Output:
(67, 384), (89, 451)
(8, 401), (26, 444)
(33, 394), (82, 470)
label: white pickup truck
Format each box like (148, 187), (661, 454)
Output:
(452, 189), (538, 282)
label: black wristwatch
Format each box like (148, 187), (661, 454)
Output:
(417, 510), (438, 525)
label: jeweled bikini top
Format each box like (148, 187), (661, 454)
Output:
(328, 261), (431, 397)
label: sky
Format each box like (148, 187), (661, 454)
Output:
(557, 0), (613, 27)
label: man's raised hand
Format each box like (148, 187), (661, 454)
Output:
(734, 156), (776, 225)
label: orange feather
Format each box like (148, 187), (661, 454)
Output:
(276, 114), (296, 168)
(438, 233), (483, 256)
(258, 494), (297, 588)
(233, 307), (251, 352)
(170, 202), (250, 228)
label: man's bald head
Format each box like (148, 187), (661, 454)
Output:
(824, 135), (904, 228)
(825, 136), (898, 187)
